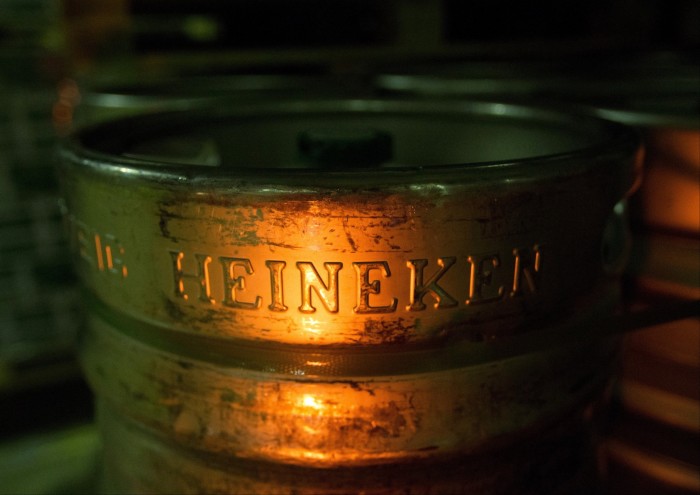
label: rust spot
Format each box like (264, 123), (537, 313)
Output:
(357, 317), (416, 345)
(157, 205), (183, 242)
(342, 216), (358, 252)
(163, 297), (187, 322)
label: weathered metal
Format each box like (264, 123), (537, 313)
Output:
(58, 99), (641, 347)
(58, 98), (641, 493)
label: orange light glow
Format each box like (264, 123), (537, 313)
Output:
(304, 360), (329, 367)
(640, 153), (700, 234)
(301, 316), (322, 335)
(300, 394), (325, 411)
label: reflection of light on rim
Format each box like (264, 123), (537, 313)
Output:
(492, 103), (507, 115)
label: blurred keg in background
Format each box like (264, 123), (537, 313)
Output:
(0, 0), (90, 435)
(593, 91), (700, 495)
(373, 53), (700, 494)
(56, 72), (374, 134)
(58, 99), (641, 493)
(375, 50), (699, 103)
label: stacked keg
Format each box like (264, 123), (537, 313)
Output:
(375, 50), (700, 494)
(58, 89), (641, 493)
(590, 67), (700, 495)
(63, 72), (373, 129)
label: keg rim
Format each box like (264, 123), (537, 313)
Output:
(59, 98), (641, 190)
(376, 73), (700, 130)
(77, 73), (370, 110)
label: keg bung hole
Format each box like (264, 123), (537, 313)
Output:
(297, 127), (393, 168)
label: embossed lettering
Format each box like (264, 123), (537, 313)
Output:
(266, 260), (288, 312)
(220, 257), (262, 310)
(62, 210), (127, 278)
(297, 262), (343, 313)
(353, 261), (398, 314)
(170, 251), (214, 303)
(511, 245), (542, 296)
(102, 233), (128, 277)
(74, 221), (95, 267)
(466, 253), (503, 304)
(406, 257), (458, 311)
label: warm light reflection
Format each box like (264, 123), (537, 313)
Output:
(305, 360), (328, 367)
(641, 153), (700, 234)
(647, 129), (700, 172)
(301, 316), (322, 334)
(148, 198), (551, 345)
(88, 312), (619, 470)
(294, 393), (330, 437)
(300, 394), (325, 412)
(638, 128), (700, 234)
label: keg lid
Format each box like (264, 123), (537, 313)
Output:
(297, 127), (393, 167)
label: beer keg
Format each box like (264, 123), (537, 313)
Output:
(58, 98), (641, 493)
(58, 72), (374, 134)
(592, 94), (700, 495)
(374, 54), (700, 493)
(374, 50), (699, 105)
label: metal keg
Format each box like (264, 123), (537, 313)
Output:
(590, 94), (700, 495)
(538, 73), (700, 495)
(373, 53), (700, 493)
(374, 50), (699, 105)
(57, 72), (374, 134)
(58, 98), (641, 493)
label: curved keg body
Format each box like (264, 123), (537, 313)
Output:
(378, 60), (700, 489)
(83, 306), (620, 467)
(96, 397), (605, 495)
(58, 99), (641, 493)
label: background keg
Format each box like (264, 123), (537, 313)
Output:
(374, 50), (699, 107)
(56, 71), (375, 135)
(58, 99), (641, 493)
(372, 54), (700, 494)
(0, 0), (92, 438)
(518, 67), (700, 495)
(588, 92), (700, 495)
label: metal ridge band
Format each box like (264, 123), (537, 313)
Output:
(97, 394), (604, 489)
(83, 312), (619, 467)
(84, 284), (624, 378)
(85, 281), (697, 378)
(59, 99), (642, 346)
